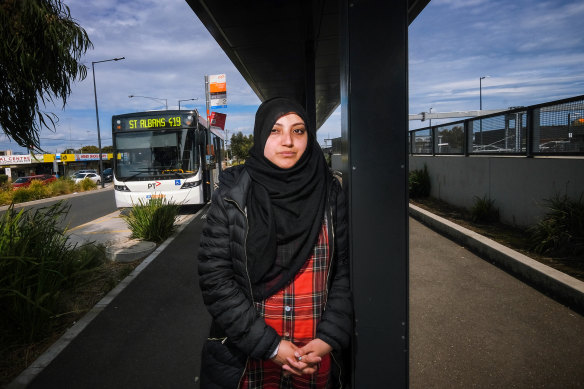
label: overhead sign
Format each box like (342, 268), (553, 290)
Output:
(209, 74), (227, 109)
(0, 155), (32, 165)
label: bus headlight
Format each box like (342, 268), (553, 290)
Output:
(115, 184), (131, 192)
(180, 180), (201, 189)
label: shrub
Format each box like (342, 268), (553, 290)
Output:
(48, 178), (76, 195)
(123, 198), (179, 243)
(409, 164), (431, 198)
(11, 187), (34, 203)
(471, 195), (499, 223)
(529, 193), (584, 256)
(0, 190), (13, 205)
(76, 178), (97, 192)
(0, 174), (8, 186)
(0, 202), (107, 341)
(26, 180), (51, 200)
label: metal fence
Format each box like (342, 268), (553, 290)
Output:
(409, 95), (584, 156)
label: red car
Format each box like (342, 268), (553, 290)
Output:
(12, 174), (57, 189)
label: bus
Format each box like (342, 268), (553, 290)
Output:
(111, 110), (223, 208)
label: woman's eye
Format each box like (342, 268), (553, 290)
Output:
(293, 128), (306, 134)
(270, 128), (279, 134)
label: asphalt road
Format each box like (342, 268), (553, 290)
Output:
(0, 186), (117, 229)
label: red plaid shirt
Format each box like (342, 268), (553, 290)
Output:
(240, 217), (331, 389)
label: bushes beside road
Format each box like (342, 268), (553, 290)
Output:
(0, 177), (97, 206)
(0, 203), (108, 342)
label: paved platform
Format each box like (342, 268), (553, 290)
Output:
(8, 206), (584, 388)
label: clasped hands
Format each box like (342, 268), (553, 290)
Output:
(271, 338), (332, 376)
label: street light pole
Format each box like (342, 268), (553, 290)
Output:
(429, 107), (433, 127)
(178, 98), (198, 110)
(128, 95), (168, 110)
(92, 57), (125, 188)
(479, 75), (490, 149)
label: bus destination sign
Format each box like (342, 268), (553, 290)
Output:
(114, 113), (195, 131)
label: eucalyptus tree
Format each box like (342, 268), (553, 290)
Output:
(230, 131), (254, 161)
(0, 0), (92, 150)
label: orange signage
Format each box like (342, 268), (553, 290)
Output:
(209, 74), (226, 93)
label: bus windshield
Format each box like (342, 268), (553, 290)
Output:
(115, 128), (199, 180)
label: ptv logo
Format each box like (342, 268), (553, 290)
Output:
(147, 182), (161, 190)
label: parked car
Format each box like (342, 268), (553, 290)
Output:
(539, 140), (574, 152)
(73, 172), (101, 185)
(12, 174), (57, 189)
(102, 168), (113, 183)
(69, 169), (98, 179)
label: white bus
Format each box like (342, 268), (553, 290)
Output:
(111, 110), (222, 208)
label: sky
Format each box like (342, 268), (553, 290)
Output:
(2, 0), (583, 154)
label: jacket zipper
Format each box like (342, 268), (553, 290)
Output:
(331, 352), (343, 389)
(225, 196), (253, 387)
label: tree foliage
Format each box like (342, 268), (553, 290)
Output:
(230, 132), (254, 161)
(80, 145), (99, 153)
(0, 0), (93, 150)
(438, 126), (464, 151)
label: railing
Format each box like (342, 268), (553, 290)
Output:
(409, 95), (584, 156)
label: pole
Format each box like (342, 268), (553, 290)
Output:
(128, 95), (167, 110)
(92, 62), (104, 188)
(479, 76), (485, 149)
(92, 57), (125, 188)
(205, 75), (211, 147)
(178, 98), (198, 110)
(429, 107), (432, 127)
(480, 77), (483, 111)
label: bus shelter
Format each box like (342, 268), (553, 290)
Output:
(185, 1), (430, 386)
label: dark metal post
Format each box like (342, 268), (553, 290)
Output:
(340, 1), (409, 387)
(464, 119), (470, 156)
(526, 108), (534, 157)
(92, 57), (124, 188)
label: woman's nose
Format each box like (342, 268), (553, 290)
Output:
(281, 130), (293, 145)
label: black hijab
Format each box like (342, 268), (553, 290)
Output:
(245, 97), (329, 300)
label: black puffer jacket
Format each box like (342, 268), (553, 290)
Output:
(198, 165), (352, 388)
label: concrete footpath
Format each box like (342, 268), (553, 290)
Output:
(8, 203), (584, 388)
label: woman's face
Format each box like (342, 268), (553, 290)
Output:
(263, 113), (308, 169)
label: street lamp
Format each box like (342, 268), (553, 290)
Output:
(128, 95), (168, 110)
(479, 75), (490, 149)
(479, 75), (490, 111)
(178, 98), (198, 110)
(93, 57), (125, 188)
(429, 107), (433, 127)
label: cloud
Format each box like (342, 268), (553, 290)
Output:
(408, 0), (584, 130)
(3, 0), (582, 152)
(7, 0), (261, 153)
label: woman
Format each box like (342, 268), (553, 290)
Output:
(198, 97), (352, 388)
